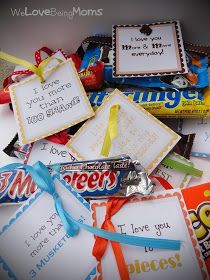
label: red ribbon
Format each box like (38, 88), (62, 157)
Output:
(150, 175), (174, 190)
(46, 130), (70, 145)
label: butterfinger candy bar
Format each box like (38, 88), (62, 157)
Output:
(89, 88), (210, 118)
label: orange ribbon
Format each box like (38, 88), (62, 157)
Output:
(93, 197), (130, 280)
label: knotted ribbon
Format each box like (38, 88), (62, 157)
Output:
(0, 162), (181, 279)
(0, 51), (53, 83)
(0, 162), (181, 248)
(101, 104), (120, 157)
(93, 198), (130, 279)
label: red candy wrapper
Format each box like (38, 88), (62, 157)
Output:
(79, 61), (104, 91)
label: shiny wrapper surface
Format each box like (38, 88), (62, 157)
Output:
(0, 155), (153, 203)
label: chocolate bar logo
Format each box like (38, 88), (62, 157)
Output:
(0, 170), (37, 201)
(90, 91), (204, 110)
(189, 202), (210, 260)
(124, 91), (204, 109)
(10, 7), (103, 20)
(62, 170), (118, 193)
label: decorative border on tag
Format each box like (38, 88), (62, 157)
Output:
(112, 21), (187, 77)
(91, 191), (208, 279)
(10, 59), (95, 145)
(67, 89), (180, 174)
(0, 174), (91, 280)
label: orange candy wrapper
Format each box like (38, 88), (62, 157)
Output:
(182, 183), (210, 275)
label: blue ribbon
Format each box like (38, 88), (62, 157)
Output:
(0, 162), (181, 250)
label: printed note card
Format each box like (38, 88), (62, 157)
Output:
(179, 119), (210, 157)
(112, 21), (188, 77)
(9, 59), (94, 145)
(0, 175), (96, 280)
(67, 89), (180, 174)
(91, 190), (208, 279)
(25, 139), (80, 166)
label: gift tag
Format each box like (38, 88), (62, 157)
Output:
(152, 152), (193, 191)
(91, 189), (208, 279)
(0, 175), (96, 280)
(9, 59), (94, 145)
(182, 183), (210, 275)
(25, 139), (80, 166)
(67, 89), (180, 174)
(179, 119), (210, 157)
(112, 21), (188, 77)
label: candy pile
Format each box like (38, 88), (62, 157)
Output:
(0, 22), (210, 279)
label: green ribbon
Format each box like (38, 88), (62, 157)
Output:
(162, 158), (203, 178)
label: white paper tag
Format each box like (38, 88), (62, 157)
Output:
(0, 175), (96, 280)
(25, 139), (80, 165)
(9, 59), (94, 145)
(67, 89), (180, 174)
(91, 189), (207, 279)
(112, 21), (188, 77)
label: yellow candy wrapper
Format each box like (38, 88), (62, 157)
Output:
(88, 87), (210, 118)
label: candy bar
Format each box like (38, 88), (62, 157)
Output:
(88, 87), (210, 118)
(3, 130), (71, 161)
(0, 155), (153, 203)
(0, 167), (36, 203)
(59, 155), (153, 197)
(174, 132), (195, 159)
(3, 133), (31, 161)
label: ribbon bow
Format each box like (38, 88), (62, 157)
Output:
(32, 161), (80, 236)
(0, 51), (53, 83)
(0, 51), (64, 83)
(0, 162), (181, 279)
(0, 162), (181, 247)
(93, 198), (130, 279)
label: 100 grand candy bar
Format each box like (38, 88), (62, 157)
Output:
(0, 155), (153, 203)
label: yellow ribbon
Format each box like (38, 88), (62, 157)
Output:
(0, 51), (53, 83)
(101, 104), (120, 157)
